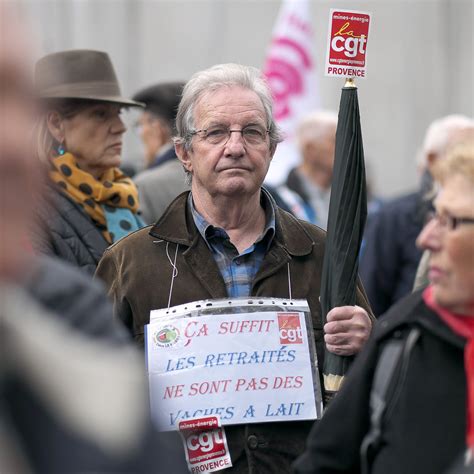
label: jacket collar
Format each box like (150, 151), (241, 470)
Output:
(375, 291), (466, 349)
(286, 167), (310, 204)
(150, 145), (176, 169)
(149, 189), (315, 257)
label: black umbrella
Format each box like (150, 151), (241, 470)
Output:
(320, 79), (367, 402)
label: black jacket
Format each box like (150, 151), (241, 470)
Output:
(5, 256), (127, 473)
(32, 184), (109, 275)
(25, 255), (128, 342)
(293, 290), (466, 474)
(286, 167), (311, 204)
(359, 192), (425, 317)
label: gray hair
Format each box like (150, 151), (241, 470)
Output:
(174, 63), (284, 151)
(416, 114), (474, 201)
(421, 114), (474, 164)
(296, 110), (338, 150)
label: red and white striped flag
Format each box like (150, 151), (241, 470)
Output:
(263, 0), (320, 185)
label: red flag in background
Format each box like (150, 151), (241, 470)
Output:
(263, 0), (320, 185)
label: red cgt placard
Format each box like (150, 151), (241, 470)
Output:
(325, 9), (372, 79)
(179, 416), (232, 473)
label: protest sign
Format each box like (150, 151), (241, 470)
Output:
(325, 9), (372, 78)
(146, 298), (323, 432)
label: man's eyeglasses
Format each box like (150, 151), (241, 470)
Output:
(190, 125), (270, 146)
(426, 211), (474, 231)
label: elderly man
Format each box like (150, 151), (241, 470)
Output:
(96, 63), (373, 473)
(133, 81), (185, 170)
(132, 82), (189, 223)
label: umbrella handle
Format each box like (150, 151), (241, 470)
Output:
(344, 77), (356, 88)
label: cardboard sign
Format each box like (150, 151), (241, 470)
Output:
(145, 309), (322, 431)
(325, 9), (372, 78)
(179, 416), (232, 473)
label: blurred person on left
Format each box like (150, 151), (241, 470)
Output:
(0, 4), (38, 282)
(0, 7), (187, 472)
(32, 50), (145, 275)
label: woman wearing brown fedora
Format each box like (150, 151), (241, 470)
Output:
(33, 49), (145, 274)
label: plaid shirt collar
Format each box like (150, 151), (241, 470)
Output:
(188, 189), (276, 298)
(188, 188), (276, 250)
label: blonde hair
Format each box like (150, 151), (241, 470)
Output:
(36, 116), (55, 164)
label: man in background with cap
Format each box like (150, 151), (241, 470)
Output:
(132, 82), (189, 223)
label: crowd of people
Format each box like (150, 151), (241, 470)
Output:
(1, 2), (473, 473)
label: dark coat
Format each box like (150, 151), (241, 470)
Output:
(286, 167), (311, 205)
(150, 145), (178, 169)
(95, 190), (373, 474)
(359, 192), (425, 317)
(25, 255), (128, 342)
(293, 290), (466, 474)
(32, 184), (109, 275)
(6, 256), (126, 473)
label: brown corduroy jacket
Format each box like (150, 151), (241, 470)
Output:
(95, 190), (373, 474)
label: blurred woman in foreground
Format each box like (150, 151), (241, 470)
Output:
(33, 49), (144, 274)
(294, 139), (474, 474)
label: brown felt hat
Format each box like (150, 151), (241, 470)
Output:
(35, 49), (144, 107)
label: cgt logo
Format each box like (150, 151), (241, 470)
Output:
(186, 430), (225, 458)
(278, 313), (303, 344)
(179, 416), (232, 471)
(328, 11), (370, 65)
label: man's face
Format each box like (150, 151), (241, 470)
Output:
(300, 128), (336, 190)
(177, 85), (274, 199)
(136, 111), (167, 165)
(417, 174), (474, 314)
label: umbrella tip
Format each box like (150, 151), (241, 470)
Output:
(344, 77), (356, 88)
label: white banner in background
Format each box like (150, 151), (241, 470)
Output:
(263, 0), (321, 185)
(146, 309), (321, 431)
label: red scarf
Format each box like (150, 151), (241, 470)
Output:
(423, 285), (474, 455)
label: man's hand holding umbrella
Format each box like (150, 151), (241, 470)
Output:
(324, 305), (372, 355)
